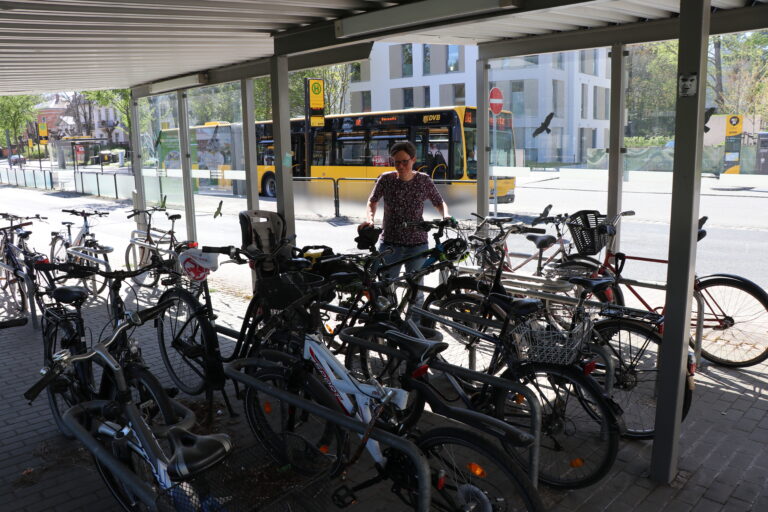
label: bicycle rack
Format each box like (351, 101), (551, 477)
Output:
(225, 358), (432, 512)
(66, 244), (113, 270)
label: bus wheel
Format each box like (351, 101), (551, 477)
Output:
(262, 173), (277, 198)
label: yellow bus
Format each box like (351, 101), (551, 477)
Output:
(155, 106), (517, 202)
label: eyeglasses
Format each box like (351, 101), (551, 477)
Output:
(392, 158), (413, 166)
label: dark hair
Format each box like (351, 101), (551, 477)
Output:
(390, 141), (416, 158)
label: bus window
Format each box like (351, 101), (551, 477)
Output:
(370, 129), (407, 166)
(257, 140), (274, 166)
(312, 132), (332, 166)
(464, 126), (477, 179)
(427, 128), (451, 180)
(335, 131), (367, 166)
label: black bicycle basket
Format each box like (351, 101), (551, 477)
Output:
(566, 210), (608, 256)
(257, 271), (325, 309)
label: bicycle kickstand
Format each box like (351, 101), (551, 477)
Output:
(220, 388), (239, 418)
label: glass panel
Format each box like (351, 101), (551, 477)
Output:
(98, 173), (117, 198)
(447, 45), (460, 72)
(423, 44), (431, 75)
(335, 131), (367, 166)
(82, 172), (99, 195)
(402, 44), (413, 77)
(294, 179), (336, 219)
(116, 174), (135, 199)
(337, 178), (377, 218)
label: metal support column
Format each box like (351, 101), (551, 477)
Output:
(476, 58), (490, 218)
(270, 55), (295, 237)
(241, 78), (260, 211)
(129, 90), (148, 232)
(176, 90), (197, 241)
(650, 0), (711, 484)
(607, 43), (627, 252)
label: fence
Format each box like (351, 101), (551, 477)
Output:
(0, 166), (54, 191)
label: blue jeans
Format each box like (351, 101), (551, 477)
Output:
(377, 241), (429, 310)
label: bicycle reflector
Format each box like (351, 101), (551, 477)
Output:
(466, 462), (487, 478)
(411, 364), (429, 378)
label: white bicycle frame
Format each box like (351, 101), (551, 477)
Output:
(60, 217), (113, 270)
(301, 333), (409, 466)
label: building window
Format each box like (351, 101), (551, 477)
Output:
(593, 86), (609, 120)
(402, 44), (413, 77)
(423, 44), (431, 75)
(362, 91), (371, 112)
(581, 84), (589, 119)
(508, 81), (524, 116)
(580, 49), (598, 75)
(552, 80), (565, 118)
(352, 90), (372, 112)
(453, 83), (465, 105)
(403, 87), (414, 109)
(423, 86), (430, 108)
(349, 62), (361, 82)
(447, 45), (460, 73)
(552, 53), (565, 70)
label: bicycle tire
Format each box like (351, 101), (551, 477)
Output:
(43, 316), (84, 439)
(593, 318), (692, 439)
(243, 361), (347, 477)
(93, 364), (179, 512)
(156, 287), (217, 395)
(77, 240), (109, 296)
(125, 242), (159, 288)
(546, 260), (623, 327)
(49, 235), (68, 270)
(416, 426), (545, 512)
(692, 275), (768, 367)
(3, 267), (27, 313)
(342, 327), (426, 431)
(420, 276), (492, 329)
(494, 362), (619, 489)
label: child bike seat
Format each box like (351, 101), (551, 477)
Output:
(488, 295), (541, 317)
(166, 427), (232, 481)
(52, 286), (89, 305)
(568, 276), (615, 294)
(526, 234), (557, 250)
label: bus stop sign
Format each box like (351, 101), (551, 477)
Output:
(489, 87), (504, 115)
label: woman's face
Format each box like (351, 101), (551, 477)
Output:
(392, 150), (415, 177)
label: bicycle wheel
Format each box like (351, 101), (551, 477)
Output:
(343, 328), (426, 431)
(43, 316), (86, 439)
(93, 365), (178, 512)
(156, 287), (216, 395)
(416, 427), (545, 512)
(494, 362), (619, 489)
(243, 362), (347, 476)
(545, 260), (623, 327)
(428, 293), (504, 374)
(49, 235), (68, 269)
(125, 242), (159, 287)
(692, 276), (768, 367)
(77, 241), (110, 296)
(594, 318), (691, 439)
(2, 267), (27, 313)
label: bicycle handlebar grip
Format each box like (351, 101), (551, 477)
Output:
(24, 367), (60, 402)
(127, 212), (137, 219)
(524, 227), (547, 234)
(202, 246), (232, 254)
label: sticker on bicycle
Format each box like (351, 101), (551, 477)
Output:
(179, 249), (218, 281)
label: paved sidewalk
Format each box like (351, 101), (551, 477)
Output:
(2, 271), (768, 511)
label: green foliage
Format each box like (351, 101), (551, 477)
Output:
(82, 89), (131, 138)
(187, 82), (241, 125)
(23, 146), (48, 159)
(0, 94), (42, 142)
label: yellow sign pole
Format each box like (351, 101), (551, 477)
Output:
(723, 115), (743, 174)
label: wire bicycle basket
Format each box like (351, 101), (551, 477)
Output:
(257, 271), (325, 309)
(509, 318), (593, 365)
(566, 210), (608, 256)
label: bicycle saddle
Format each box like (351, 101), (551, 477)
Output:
(282, 257), (312, 271)
(568, 276), (615, 294)
(17, 230), (32, 240)
(61, 221), (75, 227)
(167, 214), (182, 221)
(52, 286), (89, 305)
(166, 427), (232, 481)
(526, 234), (557, 250)
(488, 294), (541, 317)
(384, 329), (448, 362)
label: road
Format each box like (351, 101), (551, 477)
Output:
(1, 176), (766, 295)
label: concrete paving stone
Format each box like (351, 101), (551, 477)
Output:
(734, 419), (760, 433)
(683, 497), (726, 512)
(719, 498), (753, 512)
(675, 483), (708, 505)
(608, 484), (652, 510)
(642, 484), (677, 505)
(742, 407), (766, 422)
(746, 427), (768, 443)
(703, 480), (738, 504)
(661, 500), (695, 512)
(730, 481), (764, 504)
(731, 398), (755, 412)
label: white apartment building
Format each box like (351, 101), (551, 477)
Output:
(348, 43), (611, 165)
(93, 105), (127, 144)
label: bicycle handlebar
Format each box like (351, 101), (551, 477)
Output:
(127, 206), (165, 219)
(0, 221), (33, 232)
(35, 260), (164, 280)
(63, 209), (109, 218)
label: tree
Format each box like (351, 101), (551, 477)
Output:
(62, 92), (95, 136)
(187, 82), (241, 125)
(0, 94), (42, 152)
(83, 89), (131, 142)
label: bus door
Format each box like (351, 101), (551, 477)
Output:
(369, 128), (407, 175)
(414, 126), (453, 180)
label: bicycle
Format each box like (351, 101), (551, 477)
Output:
(125, 206), (192, 288)
(230, 275), (545, 511)
(49, 208), (113, 296)
(579, 210), (768, 367)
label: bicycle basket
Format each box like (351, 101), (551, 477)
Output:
(566, 210), (608, 256)
(510, 318), (592, 365)
(156, 439), (332, 512)
(257, 271), (325, 309)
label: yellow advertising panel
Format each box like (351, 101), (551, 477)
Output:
(38, 122), (48, 137)
(723, 115), (743, 174)
(310, 116), (325, 127)
(308, 79), (324, 109)
(724, 115), (743, 137)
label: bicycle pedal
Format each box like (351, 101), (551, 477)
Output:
(164, 386), (179, 398)
(331, 486), (358, 508)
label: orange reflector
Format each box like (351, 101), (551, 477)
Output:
(411, 364), (429, 378)
(189, 241), (199, 248)
(583, 361), (596, 375)
(570, 458), (584, 468)
(39, 258), (50, 264)
(325, 323), (335, 335)
(264, 401), (272, 414)
(514, 393), (525, 404)
(319, 445), (330, 454)
(466, 463), (486, 478)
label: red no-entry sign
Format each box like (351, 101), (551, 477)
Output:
(489, 87), (504, 115)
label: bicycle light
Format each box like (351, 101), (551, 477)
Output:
(467, 462), (487, 478)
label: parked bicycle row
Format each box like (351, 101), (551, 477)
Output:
(2, 204), (767, 511)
